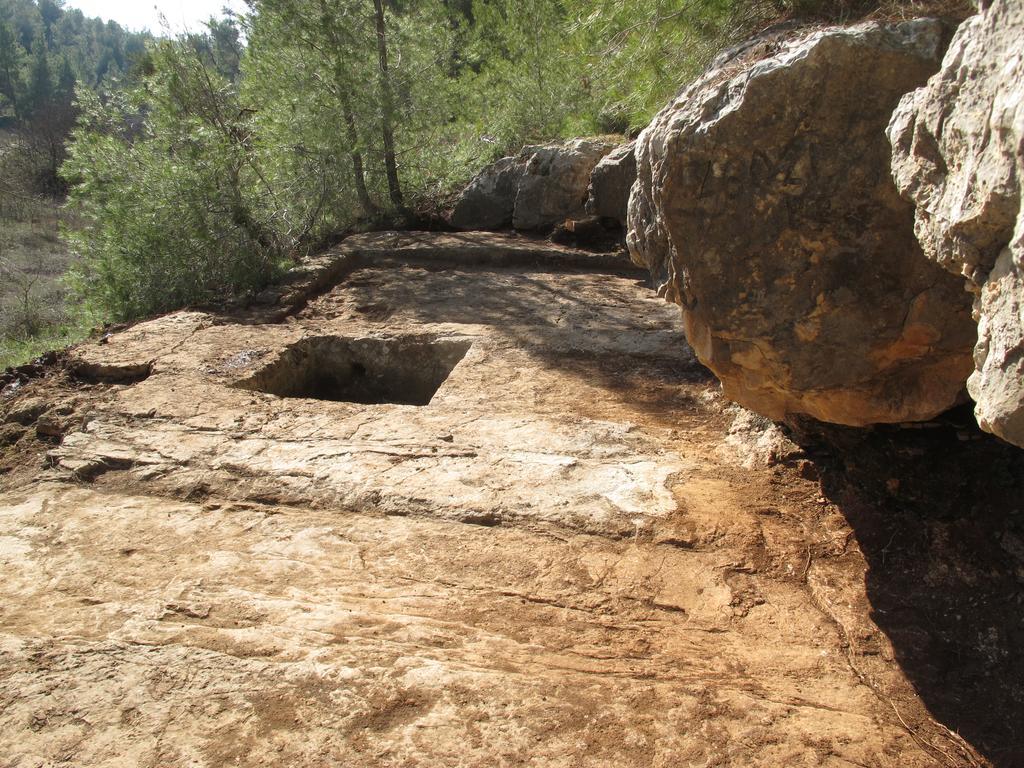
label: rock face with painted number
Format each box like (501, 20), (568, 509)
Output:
(889, 0), (1024, 447)
(627, 19), (976, 426)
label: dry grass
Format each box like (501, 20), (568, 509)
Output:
(0, 133), (88, 369)
(0, 207), (87, 369)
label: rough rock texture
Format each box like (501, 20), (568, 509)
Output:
(452, 140), (614, 232)
(972, 255), (1024, 444)
(513, 139), (615, 230)
(721, 404), (803, 469)
(627, 20), (976, 426)
(888, 0), (1024, 447)
(2, 231), (1012, 766)
(586, 141), (637, 225)
(449, 156), (523, 230)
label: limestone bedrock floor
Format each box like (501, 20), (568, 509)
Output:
(0, 237), (973, 766)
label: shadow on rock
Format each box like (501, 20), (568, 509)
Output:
(790, 407), (1024, 767)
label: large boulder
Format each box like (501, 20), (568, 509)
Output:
(586, 141), (637, 225)
(513, 139), (614, 230)
(889, 0), (1024, 447)
(450, 155), (524, 231)
(452, 140), (614, 232)
(627, 20), (976, 426)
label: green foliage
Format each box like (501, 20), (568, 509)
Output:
(457, 0), (593, 148)
(60, 0), (963, 328)
(0, 0), (157, 195)
(245, 0), (387, 219)
(63, 43), (287, 321)
(0, 321), (86, 369)
(26, 30), (51, 116)
(245, 0), (463, 214)
(0, 0), (152, 108)
(242, 11), (369, 238)
(567, 0), (737, 132)
(0, 18), (22, 112)
(389, 4), (475, 198)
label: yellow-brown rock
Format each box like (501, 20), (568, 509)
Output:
(628, 20), (976, 426)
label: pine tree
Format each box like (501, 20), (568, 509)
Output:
(0, 19), (22, 116)
(26, 32), (53, 119)
(38, 0), (64, 45)
(251, 0), (385, 216)
(203, 15), (243, 82)
(20, 36), (79, 193)
(372, 0), (404, 208)
(56, 54), (74, 100)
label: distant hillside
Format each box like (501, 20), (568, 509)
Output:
(0, 0), (153, 124)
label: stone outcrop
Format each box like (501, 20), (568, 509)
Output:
(6, 229), (1020, 765)
(449, 155), (523, 230)
(513, 139), (615, 230)
(451, 140), (614, 232)
(627, 20), (976, 426)
(586, 140), (637, 225)
(889, 0), (1024, 447)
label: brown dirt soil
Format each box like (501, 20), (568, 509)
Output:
(0, 232), (1020, 767)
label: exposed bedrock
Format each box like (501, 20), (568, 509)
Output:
(627, 20), (976, 427)
(889, 0), (1024, 448)
(451, 139), (614, 232)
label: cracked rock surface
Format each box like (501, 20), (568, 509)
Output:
(0, 233), (1009, 766)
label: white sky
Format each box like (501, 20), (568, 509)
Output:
(63, 0), (247, 34)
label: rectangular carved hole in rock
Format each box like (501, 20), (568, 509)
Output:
(234, 336), (472, 406)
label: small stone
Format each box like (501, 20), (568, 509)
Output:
(4, 398), (48, 426)
(0, 423), (26, 446)
(35, 414), (67, 439)
(797, 460), (819, 481)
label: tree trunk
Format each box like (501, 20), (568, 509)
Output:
(372, 0), (403, 209)
(316, 0), (377, 218)
(341, 91), (377, 218)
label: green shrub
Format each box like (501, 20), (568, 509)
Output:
(63, 43), (287, 322)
